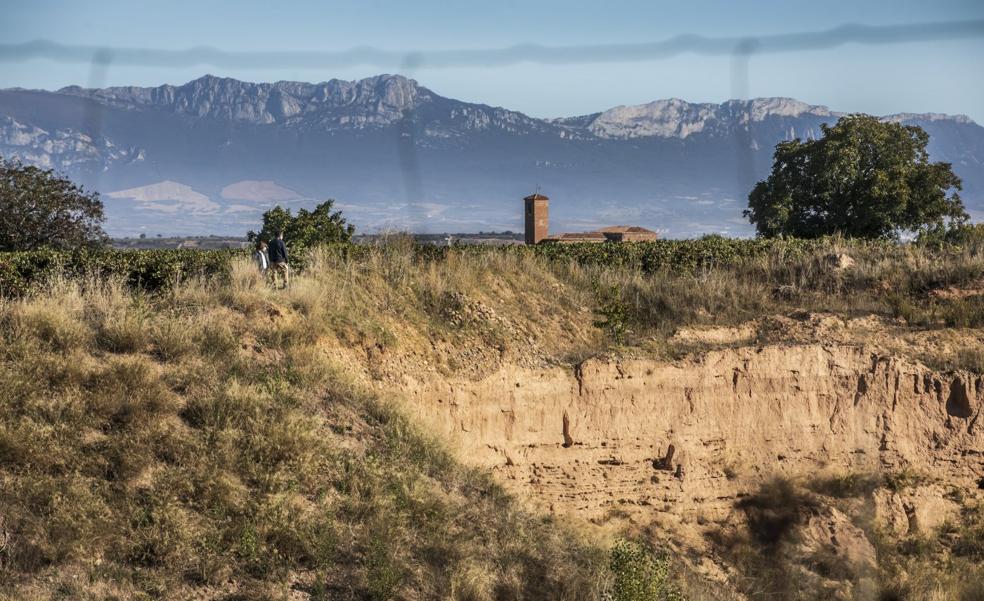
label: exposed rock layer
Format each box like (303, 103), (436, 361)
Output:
(378, 345), (982, 522)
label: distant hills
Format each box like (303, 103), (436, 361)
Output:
(1, 74), (981, 237)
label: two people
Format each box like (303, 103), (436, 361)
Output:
(253, 230), (289, 289)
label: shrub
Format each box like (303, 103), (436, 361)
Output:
(0, 248), (238, 296)
(592, 283), (631, 345)
(0, 158), (108, 251)
(609, 540), (683, 601)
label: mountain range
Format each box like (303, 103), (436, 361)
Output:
(1, 74), (981, 237)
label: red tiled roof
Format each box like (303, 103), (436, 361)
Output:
(543, 231), (607, 241)
(598, 225), (658, 234)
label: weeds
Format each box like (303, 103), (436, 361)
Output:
(609, 540), (684, 601)
(593, 282), (631, 345)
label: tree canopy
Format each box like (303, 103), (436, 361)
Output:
(744, 115), (966, 239)
(248, 200), (355, 251)
(0, 158), (108, 251)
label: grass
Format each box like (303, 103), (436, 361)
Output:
(710, 472), (984, 601)
(866, 499), (984, 601)
(0, 237), (982, 599)
(0, 270), (610, 599)
(597, 236), (984, 345)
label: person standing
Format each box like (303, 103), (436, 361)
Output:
(267, 230), (290, 289)
(254, 240), (269, 276)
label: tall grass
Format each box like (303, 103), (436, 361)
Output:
(0, 238), (981, 598)
(0, 264), (610, 599)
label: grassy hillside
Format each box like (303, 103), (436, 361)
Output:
(0, 262), (613, 599)
(1, 237), (982, 599)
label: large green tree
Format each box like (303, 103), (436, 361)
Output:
(248, 200), (354, 251)
(744, 115), (966, 239)
(0, 158), (108, 251)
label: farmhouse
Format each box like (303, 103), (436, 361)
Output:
(523, 192), (658, 244)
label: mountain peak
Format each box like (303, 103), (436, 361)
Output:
(583, 96), (837, 139)
(51, 74), (427, 126)
(32, 76), (981, 139)
(882, 112), (977, 126)
(187, 73), (226, 84)
(729, 97), (833, 118)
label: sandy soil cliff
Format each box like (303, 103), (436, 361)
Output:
(340, 339), (983, 594)
(384, 345), (981, 520)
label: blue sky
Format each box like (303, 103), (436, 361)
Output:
(1, 0), (983, 121)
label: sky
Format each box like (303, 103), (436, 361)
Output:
(1, 0), (983, 121)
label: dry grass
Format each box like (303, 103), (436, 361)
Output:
(0, 266), (609, 600)
(586, 238), (982, 338)
(705, 469), (984, 601)
(865, 499), (984, 601)
(294, 238), (984, 371)
(1, 238), (982, 599)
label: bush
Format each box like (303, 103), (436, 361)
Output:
(593, 282), (631, 345)
(248, 201), (354, 256)
(609, 540), (684, 601)
(0, 248), (239, 296)
(0, 158), (108, 251)
(0, 236), (912, 299)
(528, 236), (828, 275)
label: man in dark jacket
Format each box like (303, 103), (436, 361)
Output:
(268, 230), (289, 289)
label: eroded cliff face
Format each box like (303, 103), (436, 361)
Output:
(370, 345), (982, 527)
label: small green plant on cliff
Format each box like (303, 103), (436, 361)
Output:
(609, 540), (684, 601)
(593, 282), (631, 345)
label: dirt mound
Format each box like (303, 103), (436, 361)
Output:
(928, 279), (984, 300)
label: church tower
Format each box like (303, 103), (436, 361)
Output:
(523, 192), (549, 244)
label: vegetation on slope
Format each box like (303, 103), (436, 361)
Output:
(0, 264), (614, 599)
(0, 235), (982, 599)
(709, 475), (984, 601)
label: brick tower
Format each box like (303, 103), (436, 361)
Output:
(524, 192), (549, 245)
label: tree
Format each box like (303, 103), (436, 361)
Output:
(0, 158), (108, 251)
(744, 115), (966, 239)
(248, 200), (354, 252)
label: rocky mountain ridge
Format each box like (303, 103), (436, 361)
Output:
(56, 74), (553, 135)
(49, 74), (976, 138)
(0, 74), (981, 236)
(0, 115), (144, 170)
